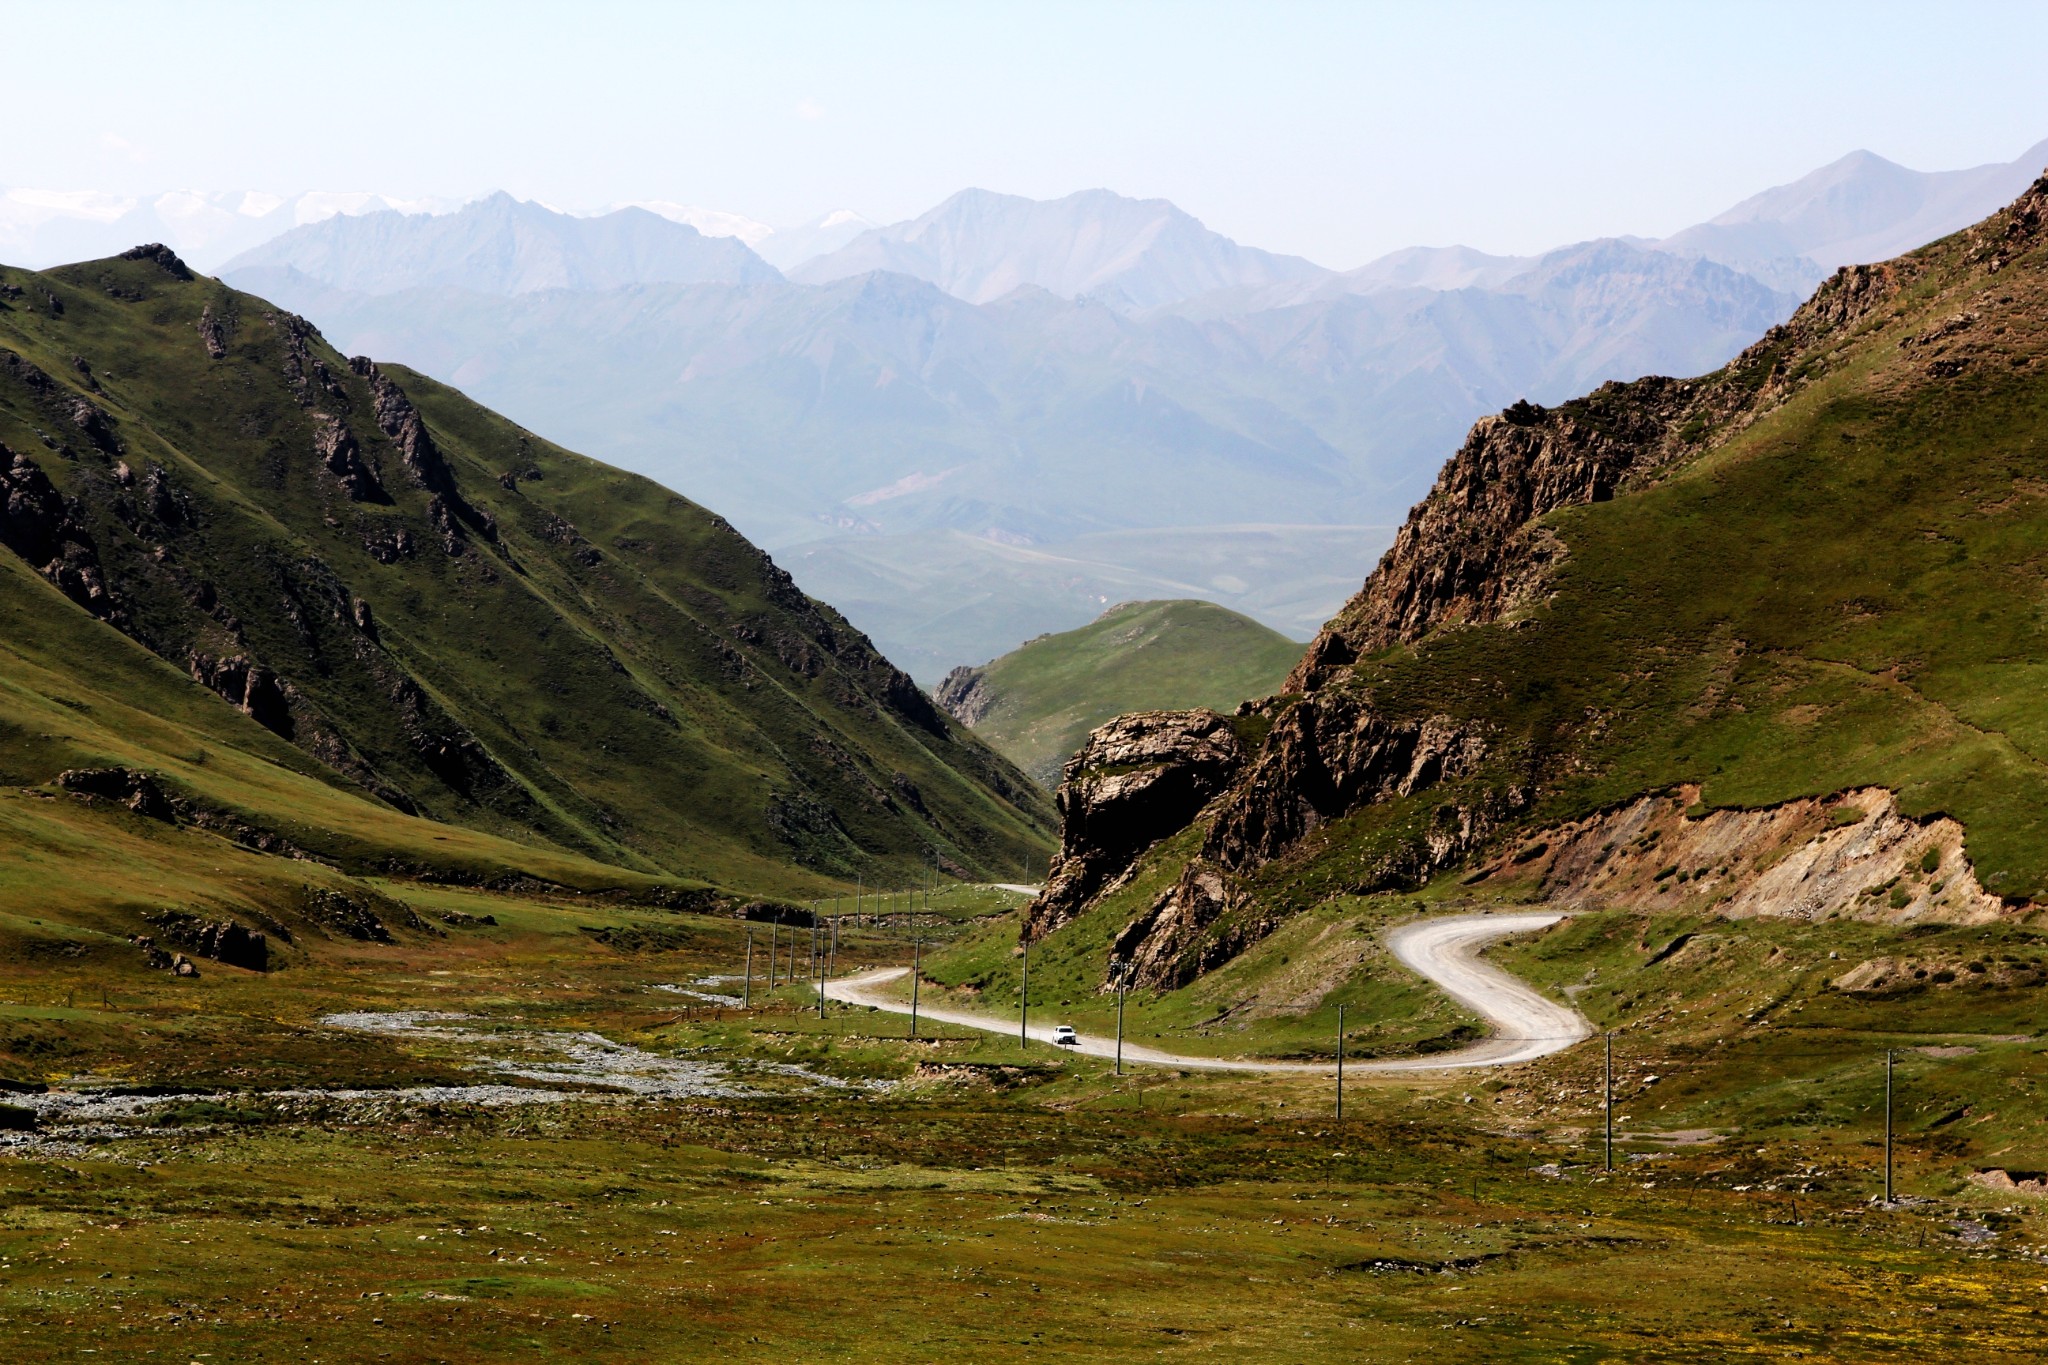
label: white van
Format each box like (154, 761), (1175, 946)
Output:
(1052, 1025), (1079, 1047)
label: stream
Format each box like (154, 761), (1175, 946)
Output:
(0, 1007), (882, 1154)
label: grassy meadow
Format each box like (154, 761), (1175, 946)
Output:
(5, 877), (2048, 1361)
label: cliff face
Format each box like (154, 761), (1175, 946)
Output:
(1290, 253), (1921, 693)
(934, 664), (997, 727)
(1033, 171), (2048, 987)
(1025, 710), (1246, 940)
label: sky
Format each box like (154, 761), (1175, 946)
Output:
(6, 0), (2048, 268)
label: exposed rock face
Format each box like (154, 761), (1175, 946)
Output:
(58, 766), (175, 820)
(352, 357), (451, 490)
(1103, 701), (1501, 989)
(197, 303), (231, 359)
(1026, 710), (1246, 939)
(350, 357), (495, 545)
(934, 665), (996, 727)
(0, 445), (122, 622)
(189, 653), (296, 738)
(145, 911), (269, 971)
(1474, 785), (2003, 925)
(1205, 699), (1492, 872)
(118, 243), (193, 279)
(312, 414), (387, 503)
(1288, 252), (1923, 694)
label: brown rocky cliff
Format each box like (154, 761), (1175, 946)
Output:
(1104, 702), (1503, 989)
(934, 664), (996, 727)
(1287, 243), (1938, 694)
(1204, 700), (1493, 872)
(1025, 709), (1247, 940)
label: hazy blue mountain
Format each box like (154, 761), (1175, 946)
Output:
(789, 188), (1331, 311)
(226, 236), (1790, 675)
(0, 188), (451, 270)
(1654, 138), (2048, 291)
(214, 143), (2039, 675)
(756, 209), (877, 270)
(222, 192), (781, 295)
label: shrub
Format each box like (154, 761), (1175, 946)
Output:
(1889, 886), (1913, 909)
(1921, 847), (1943, 874)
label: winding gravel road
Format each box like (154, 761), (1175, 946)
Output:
(824, 911), (1590, 1074)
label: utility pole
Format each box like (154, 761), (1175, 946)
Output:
(1116, 974), (1127, 1077)
(1604, 1033), (1615, 1173)
(768, 921), (778, 989)
(1020, 936), (1030, 1050)
(743, 928), (754, 1008)
(828, 915), (839, 979)
(1885, 1049), (1895, 1205)
(1336, 1004), (1346, 1121)
(910, 933), (923, 1040)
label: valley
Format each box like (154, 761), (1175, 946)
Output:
(8, 14), (2048, 1357)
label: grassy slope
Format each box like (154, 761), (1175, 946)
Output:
(956, 599), (1303, 784)
(0, 251), (1051, 913)
(1076, 181), (2048, 961)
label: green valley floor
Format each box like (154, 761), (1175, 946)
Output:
(4, 883), (2048, 1361)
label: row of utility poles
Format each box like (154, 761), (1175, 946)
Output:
(732, 882), (1909, 1205)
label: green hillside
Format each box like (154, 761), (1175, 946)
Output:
(933, 599), (1302, 785)
(1025, 173), (2048, 989)
(0, 246), (1052, 936)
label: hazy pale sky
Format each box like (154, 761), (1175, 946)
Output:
(8, 0), (2048, 268)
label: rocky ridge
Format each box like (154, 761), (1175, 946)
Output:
(933, 665), (997, 727)
(1033, 172), (2048, 991)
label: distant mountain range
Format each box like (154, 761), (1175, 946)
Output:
(0, 188), (456, 272)
(158, 137), (2047, 676)
(226, 192), (781, 294)
(790, 187), (1330, 311)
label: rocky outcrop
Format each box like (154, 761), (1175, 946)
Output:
(934, 665), (997, 727)
(1205, 698), (1493, 872)
(143, 911), (269, 971)
(1471, 785), (2004, 925)
(312, 414), (387, 503)
(350, 357), (495, 545)
(267, 310), (348, 409)
(118, 243), (193, 280)
(1099, 701), (1501, 989)
(58, 767), (175, 820)
(1287, 246), (1930, 693)
(0, 445), (123, 623)
(188, 653), (297, 738)
(1026, 710), (1247, 939)
(197, 303), (231, 359)
(353, 357), (450, 490)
